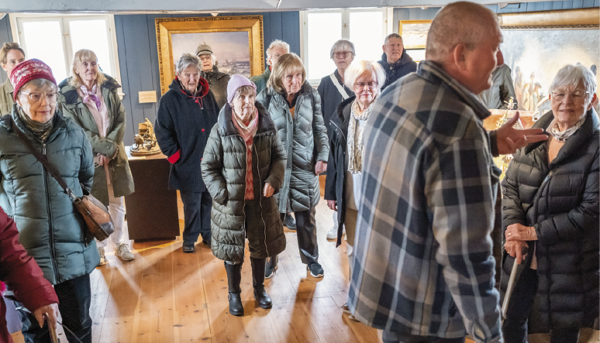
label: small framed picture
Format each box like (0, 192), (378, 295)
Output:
(399, 20), (432, 49)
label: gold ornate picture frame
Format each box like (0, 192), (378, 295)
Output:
(155, 16), (265, 95)
(398, 20), (432, 49)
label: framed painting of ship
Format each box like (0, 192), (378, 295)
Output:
(155, 15), (265, 95)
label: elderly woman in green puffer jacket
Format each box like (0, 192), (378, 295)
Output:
(0, 59), (98, 343)
(201, 74), (286, 317)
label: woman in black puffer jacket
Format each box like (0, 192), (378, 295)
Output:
(501, 64), (599, 343)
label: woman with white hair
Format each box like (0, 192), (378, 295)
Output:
(155, 53), (219, 253)
(59, 49), (135, 265)
(251, 39), (290, 96)
(318, 39), (355, 240)
(324, 60), (385, 317)
(501, 63), (599, 342)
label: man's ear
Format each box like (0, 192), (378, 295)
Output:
(452, 44), (468, 71)
(382, 44), (386, 52)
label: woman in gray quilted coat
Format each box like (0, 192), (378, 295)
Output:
(256, 53), (329, 279)
(201, 75), (287, 317)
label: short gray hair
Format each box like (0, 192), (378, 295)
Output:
(266, 40), (290, 59)
(344, 60), (386, 92)
(176, 53), (201, 74)
(550, 63), (597, 103)
(426, 2), (500, 62)
(18, 78), (57, 98)
(330, 39), (355, 59)
(384, 33), (403, 45)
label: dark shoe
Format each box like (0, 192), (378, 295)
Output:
(284, 214), (296, 230)
(265, 256), (278, 279)
(225, 262), (244, 316)
(202, 238), (211, 246)
(307, 262), (324, 278)
(228, 293), (244, 316)
(182, 244), (195, 253)
(251, 258), (273, 309)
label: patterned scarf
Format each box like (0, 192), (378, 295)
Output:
(348, 100), (372, 174)
(17, 107), (54, 142)
(232, 108), (259, 200)
(80, 84), (101, 110)
(548, 112), (586, 142)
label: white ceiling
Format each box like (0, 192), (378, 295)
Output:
(0, 0), (540, 13)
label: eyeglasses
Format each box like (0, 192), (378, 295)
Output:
(354, 81), (378, 90)
(551, 89), (588, 103)
(333, 51), (353, 58)
(20, 92), (58, 104)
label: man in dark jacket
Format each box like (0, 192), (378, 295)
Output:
(196, 44), (231, 110)
(377, 33), (417, 90)
(155, 53), (219, 253)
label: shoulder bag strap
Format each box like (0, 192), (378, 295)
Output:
(329, 73), (349, 100)
(10, 117), (76, 199)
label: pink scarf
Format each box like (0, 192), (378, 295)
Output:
(232, 108), (259, 199)
(80, 84), (102, 110)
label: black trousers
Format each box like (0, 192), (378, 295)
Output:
(382, 331), (465, 343)
(21, 273), (92, 343)
(180, 190), (212, 245)
(268, 208), (318, 268)
(502, 267), (580, 343)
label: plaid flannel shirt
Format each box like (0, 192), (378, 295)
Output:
(348, 60), (502, 343)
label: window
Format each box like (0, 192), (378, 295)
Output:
(301, 8), (391, 85)
(10, 14), (121, 87)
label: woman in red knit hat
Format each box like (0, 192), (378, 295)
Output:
(0, 59), (98, 343)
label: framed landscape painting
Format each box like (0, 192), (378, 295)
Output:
(398, 20), (432, 49)
(156, 15), (264, 95)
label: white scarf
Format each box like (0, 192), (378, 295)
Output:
(348, 100), (372, 174)
(548, 112), (586, 142)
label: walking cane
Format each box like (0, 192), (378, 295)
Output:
(44, 312), (59, 343)
(501, 246), (529, 320)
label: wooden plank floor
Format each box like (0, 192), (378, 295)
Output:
(12, 184), (596, 342)
(90, 197), (382, 343)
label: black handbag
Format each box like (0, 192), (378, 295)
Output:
(11, 117), (114, 241)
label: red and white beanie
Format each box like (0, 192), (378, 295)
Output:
(10, 59), (57, 101)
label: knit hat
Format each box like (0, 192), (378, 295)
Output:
(10, 59), (56, 101)
(195, 44), (213, 57)
(227, 74), (257, 104)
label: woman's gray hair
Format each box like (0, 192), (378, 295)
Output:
(330, 39), (355, 59)
(266, 40), (290, 59)
(343, 60), (386, 92)
(549, 63), (597, 102)
(17, 78), (58, 98)
(176, 53), (201, 74)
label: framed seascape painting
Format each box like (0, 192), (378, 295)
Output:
(398, 20), (432, 49)
(497, 9), (599, 112)
(156, 16), (265, 95)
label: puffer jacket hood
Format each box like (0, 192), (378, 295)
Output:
(201, 102), (287, 263)
(0, 109), (99, 285)
(256, 81), (329, 213)
(501, 109), (599, 333)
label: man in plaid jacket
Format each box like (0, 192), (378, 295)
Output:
(348, 2), (547, 343)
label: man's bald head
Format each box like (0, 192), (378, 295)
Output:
(426, 2), (501, 63)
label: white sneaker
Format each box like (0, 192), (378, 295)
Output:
(326, 226), (345, 240)
(116, 243), (135, 261)
(97, 247), (107, 266)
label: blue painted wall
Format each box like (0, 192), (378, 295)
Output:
(115, 12), (300, 145)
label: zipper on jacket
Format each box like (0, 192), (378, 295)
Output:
(253, 145), (270, 257)
(42, 143), (60, 283)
